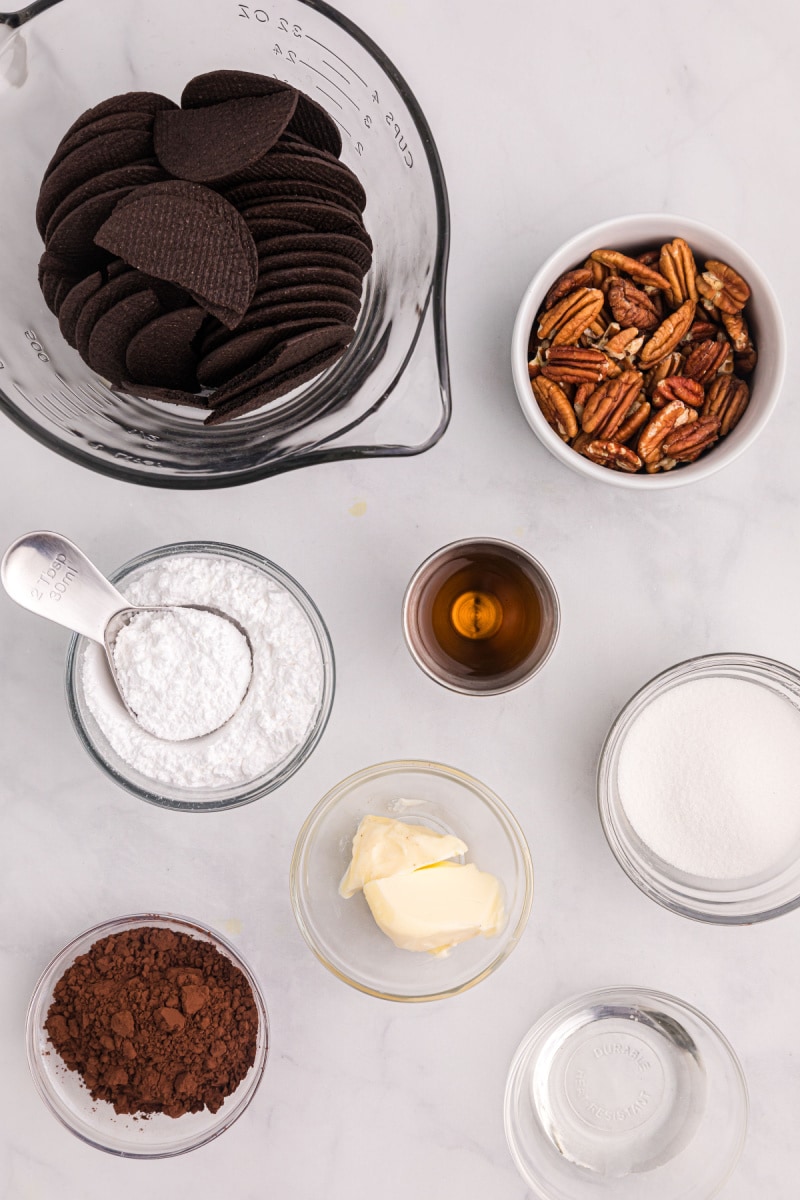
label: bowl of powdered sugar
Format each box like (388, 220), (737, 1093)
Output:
(598, 653), (800, 923)
(66, 541), (334, 810)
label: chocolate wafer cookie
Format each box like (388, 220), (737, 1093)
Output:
(36, 129), (156, 238)
(58, 271), (105, 347)
(44, 162), (164, 244)
(45, 111), (154, 179)
(181, 71), (342, 157)
(87, 289), (163, 384)
(224, 178), (362, 216)
(153, 93), (298, 184)
(205, 328), (353, 425)
(95, 182), (258, 327)
(74, 269), (157, 361)
(126, 306), (206, 391)
(60, 92), (176, 142)
(35, 72), (371, 422)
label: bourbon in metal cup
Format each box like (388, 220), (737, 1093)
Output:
(402, 538), (560, 695)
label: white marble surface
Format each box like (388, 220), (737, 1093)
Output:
(1, 0), (799, 1195)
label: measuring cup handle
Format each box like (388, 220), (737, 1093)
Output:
(1, 531), (128, 642)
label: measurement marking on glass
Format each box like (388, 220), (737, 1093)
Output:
(50, 387), (82, 418)
(57, 378), (97, 415)
(315, 85), (342, 111)
(333, 118), (352, 139)
(321, 59), (351, 85)
(35, 392), (62, 422)
(303, 34), (367, 87)
(301, 59), (360, 110)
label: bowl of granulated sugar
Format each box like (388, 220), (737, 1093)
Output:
(598, 652), (800, 923)
(66, 541), (334, 811)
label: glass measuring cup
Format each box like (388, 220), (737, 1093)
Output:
(0, 0), (450, 487)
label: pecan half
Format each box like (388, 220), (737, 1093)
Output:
(684, 318), (720, 344)
(538, 287), (604, 345)
(644, 351), (683, 395)
(590, 249), (670, 290)
(682, 338), (732, 384)
(702, 376), (750, 435)
(582, 439), (643, 472)
(734, 346), (758, 375)
(659, 238), (698, 305)
(531, 375), (578, 441)
(582, 369), (643, 438)
(649, 290), (666, 319)
(638, 300), (696, 368)
(645, 457), (679, 474)
(542, 345), (610, 385)
(543, 267), (594, 312)
(580, 315), (609, 346)
(607, 278), (659, 331)
(584, 257), (609, 287)
(571, 431), (593, 454)
(721, 310), (751, 353)
(573, 382), (596, 422)
(637, 249), (661, 267)
(653, 376), (704, 408)
(696, 260), (751, 314)
(604, 327), (644, 360)
(662, 415), (720, 461)
(615, 399), (651, 444)
(637, 399), (696, 464)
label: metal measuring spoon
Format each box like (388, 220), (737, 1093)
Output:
(1, 531), (254, 740)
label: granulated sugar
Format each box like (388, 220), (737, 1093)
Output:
(112, 607), (252, 741)
(618, 675), (800, 879)
(82, 554), (324, 788)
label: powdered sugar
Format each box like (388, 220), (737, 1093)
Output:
(112, 607), (252, 741)
(618, 675), (800, 879)
(81, 553), (324, 788)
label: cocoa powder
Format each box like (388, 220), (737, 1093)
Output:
(45, 925), (260, 1117)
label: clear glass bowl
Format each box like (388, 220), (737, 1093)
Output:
(504, 986), (748, 1200)
(290, 759), (533, 1001)
(66, 540), (335, 811)
(598, 653), (800, 924)
(0, 0), (450, 487)
(26, 913), (269, 1158)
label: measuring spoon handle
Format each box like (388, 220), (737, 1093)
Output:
(1, 531), (128, 642)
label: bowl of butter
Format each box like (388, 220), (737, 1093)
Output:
(290, 760), (533, 1001)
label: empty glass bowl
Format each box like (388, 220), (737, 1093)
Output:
(26, 913), (269, 1157)
(0, 0), (450, 486)
(290, 759), (533, 1001)
(598, 653), (800, 924)
(66, 540), (335, 811)
(504, 987), (747, 1200)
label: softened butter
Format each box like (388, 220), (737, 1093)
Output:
(339, 813), (467, 898)
(340, 813), (504, 956)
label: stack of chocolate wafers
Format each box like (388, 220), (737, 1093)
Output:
(35, 71), (371, 425)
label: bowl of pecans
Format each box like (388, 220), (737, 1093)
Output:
(511, 214), (785, 487)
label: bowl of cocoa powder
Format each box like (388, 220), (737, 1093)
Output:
(26, 914), (268, 1156)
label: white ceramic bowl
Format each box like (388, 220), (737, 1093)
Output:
(511, 214), (786, 489)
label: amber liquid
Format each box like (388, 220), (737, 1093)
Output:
(418, 550), (543, 680)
